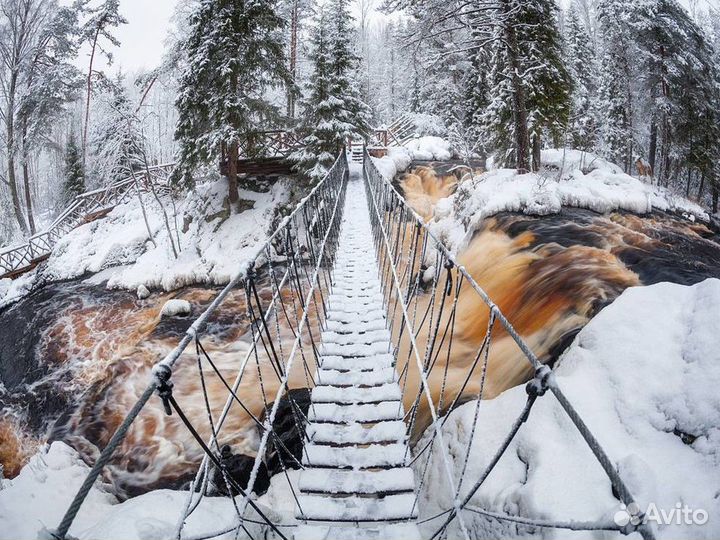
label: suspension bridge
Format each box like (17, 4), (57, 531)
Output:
(30, 143), (659, 540)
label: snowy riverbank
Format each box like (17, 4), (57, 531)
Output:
(0, 178), (291, 309)
(372, 141), (710, 256)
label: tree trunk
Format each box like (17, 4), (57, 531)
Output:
(698, 172), (705, 201)
(287, 0), (298, 118)
(532, 133), (541, 172)
(83, 27), (101, 167)
(227, 141), (240, 207)
(22, 155), (35, 235)
(648, 120), (657, 174)
(686, 167), (692, 197)
(21, 120), (35, 235)
(501, 0), (530, 173)
(5, 70), (28, 235)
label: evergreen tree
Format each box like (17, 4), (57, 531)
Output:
(174, 0), (292, 205)
(63, 135), (85, 203)
(482, 0), (570, 170)
(519, 0), (573, 170)
(564, 3), (598, 150)
(293, 1), (371, 181)
(596, 0), (635, 173)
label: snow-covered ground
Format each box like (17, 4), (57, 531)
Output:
(373, 142), (709, 256)
(416, 278), (720, 539)
(0, 441), (294, 540)
(0, 178), (290, 308)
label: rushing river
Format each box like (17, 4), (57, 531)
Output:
(2, 164), (719, 497)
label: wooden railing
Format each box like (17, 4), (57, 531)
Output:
(0, 164), (175, 278)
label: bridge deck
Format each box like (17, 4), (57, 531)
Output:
(295, 170), (420, 540)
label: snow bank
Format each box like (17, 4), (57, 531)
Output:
(416, 278), (720, 539)
(0, 269), (38, 310)
(39, 178), (290, 294)
(427, 150), (709, 255)
(371, 147), (413, 182)
(0, 441), (294, 540)
(404, 136), (453, 161)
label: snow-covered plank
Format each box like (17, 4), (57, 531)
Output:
(319, 353), (394, 371)
(326, 309), (386, 325)
(321, 329), (391, 346)
(303, 443), (407, 469)
(307, 401), (402, 423)
(325, 318), (387, 334)
(315, 366), (397, 386)
(307, 420), (407, 445)
(320, 341), (389, 357)
(297, 493), (418, 521)
(311, 383), (401, 404)
(294, 523), (421, 540)
(299, 467), (415, 495)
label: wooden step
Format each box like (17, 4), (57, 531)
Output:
(307, 421), (407, 445)
(308, 402), (403, 424)
(299, 468), (414, 495)
(303, 443), (407, 469)
(311, 383), (401, 404)
(297, 493), (418, 521)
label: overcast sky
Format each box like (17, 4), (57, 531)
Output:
(74, 0), (719, 74)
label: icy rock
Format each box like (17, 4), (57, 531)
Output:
(136, 284), (150, 300)
(160, 299), (191, 318)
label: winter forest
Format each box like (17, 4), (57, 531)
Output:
(1, 0), (720, 249)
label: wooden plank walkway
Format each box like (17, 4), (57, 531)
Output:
(295, 170), (420, 540)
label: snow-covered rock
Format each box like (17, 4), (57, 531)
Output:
(0, 270), (38, 310)
(160, 299), (191, 317)
(416, 278), (720, 539)
(371, 147), (413, 182)
(136, 284), (150, 300)
(404, 136), (453, 161)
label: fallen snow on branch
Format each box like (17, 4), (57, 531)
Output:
(416, 278), (720, 540)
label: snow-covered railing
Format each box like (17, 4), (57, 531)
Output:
(52, 152), (350, 540)
(362, 151), (656, 540)
(0, 163), (175, 278)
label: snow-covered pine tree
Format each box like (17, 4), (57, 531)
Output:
(596, 0), (635, 173)
(564, 3), (598, 151)
(292, 0), (370, 182)
(517, 0), (572, 170)
(327, 0), (372, 139)
(630, 0), (717, 187)
(174, 0), (292, 205)
(462, 25), (492, 156)
(63, 135), (85, 203)
(482, 30), (517, 167)
(482, 0), (569, 171)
